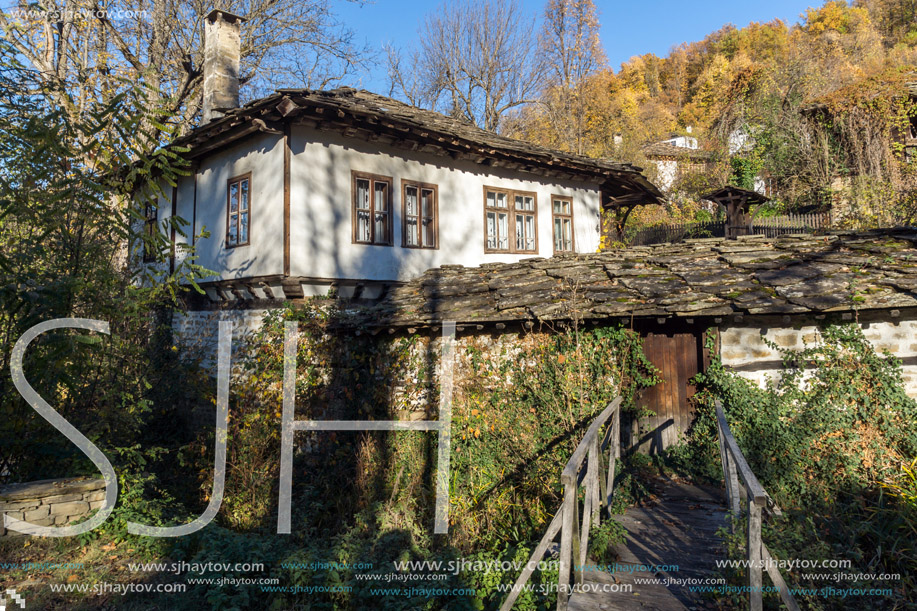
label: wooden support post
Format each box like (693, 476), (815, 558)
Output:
(573, 484), (584, 585)
(606, 410), (619, 518)
(597, 439), (608, 518)
(590, 439), (601, 525)
(716, 415), (730, 509)
(748, 499), (763, 611)
(579, 447), (595, 571)
(558, 483), (575, 611)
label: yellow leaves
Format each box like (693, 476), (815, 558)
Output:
(471, 408), (479, 416)
(803, 1), (870, 36)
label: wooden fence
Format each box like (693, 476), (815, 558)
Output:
(715, 400), (800, 611)
(499, 397), (622, 611)
(627, 220), (725, 245)
(627, 212), (833, 246)
(751, 211), (833, 238)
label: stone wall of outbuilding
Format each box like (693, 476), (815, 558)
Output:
(0, 477), (105, 536)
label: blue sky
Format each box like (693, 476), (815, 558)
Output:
(337, 0), (821, 92)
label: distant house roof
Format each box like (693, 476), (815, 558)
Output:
(339, 230), (917, 328)
(642, 140), (714, 161)
(171, 87), (664, 207)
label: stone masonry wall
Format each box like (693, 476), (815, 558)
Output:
(720, 315), (917, 397)
(172, 309), (270, 367)
(0, 477), (106, 536)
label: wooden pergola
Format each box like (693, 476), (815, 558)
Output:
(702, 186), (769, 238)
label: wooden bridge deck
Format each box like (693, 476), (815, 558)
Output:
(569, 478), (728, 611)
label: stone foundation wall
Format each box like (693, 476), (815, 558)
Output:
(0, 477), (106, 536)
(172, 308), (270, 366)
(720, 316), (917, 397)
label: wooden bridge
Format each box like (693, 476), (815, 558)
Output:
(499, 399), (800, 611)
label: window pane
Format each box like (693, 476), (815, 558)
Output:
(406, 218), (418, 246)
(374, 182), (388, 243)
(525, 215), (535, 250)
(564, 219), (572, 250)
(240, 212), (248, 243)
(554, 218), (563, 251)
(486, 211), (497, 249)
(423, 216), (435, 247)
(375, 182), (387, 212)
(498, 213), (508, 249)
(357, 210), (370, 241)
(240, 179), (249, 211)
(422, 189), (434, 217)
(375, 212), (387, 243)
(515, 215), (524, 250)
(553, 199), (562, 214)
(406, 186), (418, 217)
(496, 192), (507, 208)
(229, 182), (238, 213)
(356, 179), (370, 210)
(228, 213), (237, 246)
(487, 191), (496, 208)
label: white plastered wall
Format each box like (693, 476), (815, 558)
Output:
(179, 132), (285, 282)
(288, 124), (603, 282)
(720, 318), (917, 398)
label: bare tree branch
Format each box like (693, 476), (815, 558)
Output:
(386, 0), (543, 132)
(0, 0), (370, 153)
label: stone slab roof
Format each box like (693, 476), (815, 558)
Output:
(642, 141), (714, 160)
(341, 230), (917, 328)
(171, 87), (663, 206)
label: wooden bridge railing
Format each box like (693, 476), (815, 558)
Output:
(715, 400), (800, 611)
(499, 397), (622, 611)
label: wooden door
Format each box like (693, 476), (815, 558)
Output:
(631, 323), (709, 454)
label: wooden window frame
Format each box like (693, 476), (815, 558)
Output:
(352, 170), (393, 246)
(551, 194), (575, 254)
(225, 173), (252, 248)
(401, 179), (439, 249)
(142, 203), (158, 262)
(483, 186), (538, 254)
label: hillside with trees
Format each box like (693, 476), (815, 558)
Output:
(388, 0), (917, 229)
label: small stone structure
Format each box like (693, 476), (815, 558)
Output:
(0, 477), (105, 536)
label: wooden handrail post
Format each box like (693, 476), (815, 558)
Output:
(597, 438), (608, 518)
(606, 409), (619, 517)
(748, 498), (763, 611)
(579, 445), (596, 571)
(715, 409), (731, 509)
(715, 399), (799, 611)
(589, 439), (601, 524)
(558, 482), (575, 610)
(500, 399), (622, 611)
(573, 483), (583, 585)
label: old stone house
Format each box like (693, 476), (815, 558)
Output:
(151, 10), (662, 307)
(642, 131), (714, 193)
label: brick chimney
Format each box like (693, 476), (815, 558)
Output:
(202, 9), (245, 122)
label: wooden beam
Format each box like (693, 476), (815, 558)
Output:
(283, 123), (291, 276)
